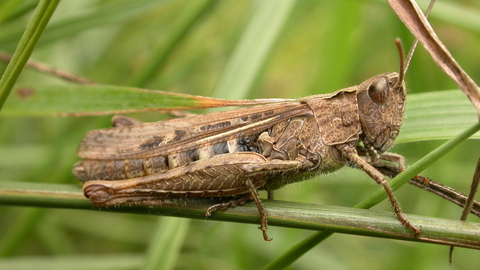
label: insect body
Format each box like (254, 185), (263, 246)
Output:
(74, 68), (420, 240)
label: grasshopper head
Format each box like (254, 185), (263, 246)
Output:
(356, 72), (406, 153)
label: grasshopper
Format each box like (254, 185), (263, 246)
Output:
(73, 41), (420, 241)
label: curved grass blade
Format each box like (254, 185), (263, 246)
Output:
(3, 85), (479, 142)
(2, 84), (293, 116)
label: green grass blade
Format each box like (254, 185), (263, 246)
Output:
(0, 254), (143, 270)
(142, 218), (190, 270)
(211, 0), (297, 100)
(308, 2), (362, 94)
(0, 0), (60, 111)
(0, 208), (46, 257)
(359, 123), (480, 208)
(262, 231), (333, 270)
(1, 181), (479, 250)
(0, 0), (167, 51)
(372, 0), (480, 34)
(0, 0), (36, 24)
(398, 90), (477, 142)
(1, 84), (252, 116)
(128, 0), (217, 88)
(419, 0), (480, 33)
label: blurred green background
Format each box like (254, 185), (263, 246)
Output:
(1, 0), (479, 269)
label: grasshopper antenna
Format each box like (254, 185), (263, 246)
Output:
(394, 38), (406, 89)
(403, 0), (436, 75)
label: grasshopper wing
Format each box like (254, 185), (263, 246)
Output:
(77, 102), (311, 160)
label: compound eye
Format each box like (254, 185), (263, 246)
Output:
(368, 77), (389, 104)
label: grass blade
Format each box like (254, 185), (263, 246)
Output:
(0, 0), (60, 111)
(211, 0), (297, 100)
(1, 181), (479, 250)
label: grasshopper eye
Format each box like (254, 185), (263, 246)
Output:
(368, 78), (389, 105)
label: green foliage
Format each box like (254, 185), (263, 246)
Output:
(1, 0), (480, 269)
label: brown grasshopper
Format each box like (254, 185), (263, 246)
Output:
(73, 42), (420, 241)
